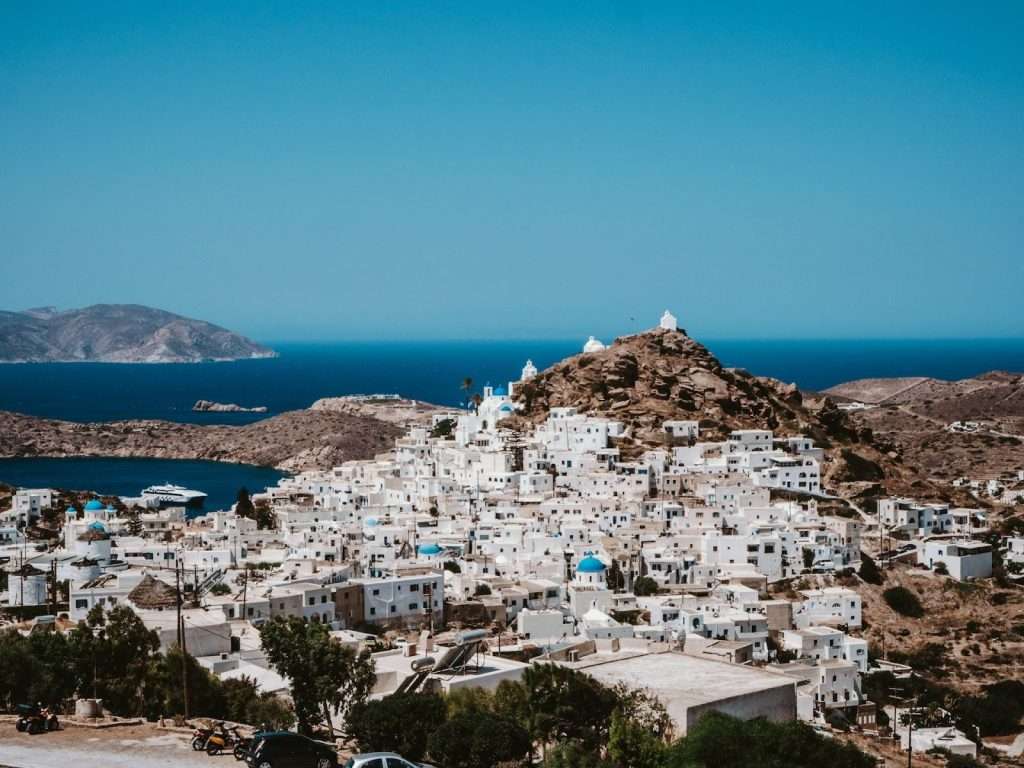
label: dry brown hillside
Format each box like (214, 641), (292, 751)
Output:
(0, 409), (403, 472)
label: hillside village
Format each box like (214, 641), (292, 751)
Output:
(3, 313), (1023, 766)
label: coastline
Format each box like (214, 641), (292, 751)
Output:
(0, 407), (403, 473)
(0, 350), (280, 364)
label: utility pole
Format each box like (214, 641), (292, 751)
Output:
(176, 560), (190, 719)
(175, 560), (183, 648)
(907, 705), (913, 768)
(50, 559), (57, 615)
(241, 568), (248, 621)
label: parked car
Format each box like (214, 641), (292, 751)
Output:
(246, 732), (337, 768)
(343, 754), (437, 768)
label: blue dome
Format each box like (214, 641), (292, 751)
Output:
(493, 386), (507, 396)
(84, 500), (104, 511)
(364, 517), (380, 527)
(66, 506), (78, 516)
(499, 403), (514, 412)
(88, 521), (106, 532)
(577, 555), (607, 573)
(417, 543), (442, 556)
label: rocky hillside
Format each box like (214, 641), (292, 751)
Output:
(510, 327), (937, 500)
(0, 304), (275, 363)
(0, 409), (402, 472)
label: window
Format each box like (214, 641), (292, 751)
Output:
(75, 599), (88, 609)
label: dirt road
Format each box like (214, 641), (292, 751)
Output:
(0, 724), (214, 768)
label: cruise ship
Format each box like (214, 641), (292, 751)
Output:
(141, 484), (208, 507)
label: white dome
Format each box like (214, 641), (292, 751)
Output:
(583, 336), (606, 353)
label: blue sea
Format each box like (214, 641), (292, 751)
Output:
(0, 457), (285, 513)
(1, 338), (1022, 507)
(2, 338), (1024, 425)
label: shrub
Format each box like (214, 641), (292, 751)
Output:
(933, 562), (949, 576)
(347, 693), (446, 761)
(666, 711), (875, 768)
(883, 586), (924, 618)
(633, 576), (659, 597)
(858, 553), (883, 585)
(428, 711), (531, 768)
(209, 582), (231, 596)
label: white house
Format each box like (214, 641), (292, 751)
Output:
(918, 539), (992, 580)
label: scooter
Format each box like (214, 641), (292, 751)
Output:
(206, 723), (241, 756)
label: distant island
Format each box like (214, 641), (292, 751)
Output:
(193, 399), (268, 413)
(0, 304), (276, 363)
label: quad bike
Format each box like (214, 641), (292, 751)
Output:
(15, 704), (59, 734)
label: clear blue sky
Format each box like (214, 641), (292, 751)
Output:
(2, 2), (1021, 340)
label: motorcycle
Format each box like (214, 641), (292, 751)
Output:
(192, 725), (214, 751)
(232, 725), (270, 761)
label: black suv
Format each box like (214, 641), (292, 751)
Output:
(247, 732), (337, 768)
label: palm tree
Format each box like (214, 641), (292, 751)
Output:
(461, 377), (473, 399)
(471, 392), (482, 414)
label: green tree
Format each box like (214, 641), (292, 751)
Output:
(431, 418), (455, 439)
(606, 560), (625, 591)
(0, 628), (34, 709)
(633, 576), (659, 597)
(259, 616), (375, 736)
(254, 499), (276, 530)
(348, 693), (447, 762)
(606, 710), (668, 768)
(542, 741), (610, 768)
(0, 628), (77, 710)
(428, 710), (531, 768)
(802, 548), (815, 570)
(858, 553), (882, 585)
(664, 711), (875, 768)
(147, 646), (226, 719)
(69, 605), (160, 715)
(236, 487), (256, 520)
(512, 664), (620, 753)
(125, 507), (145, 537)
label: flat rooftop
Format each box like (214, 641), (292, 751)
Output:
(565, 651), (794, 710)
